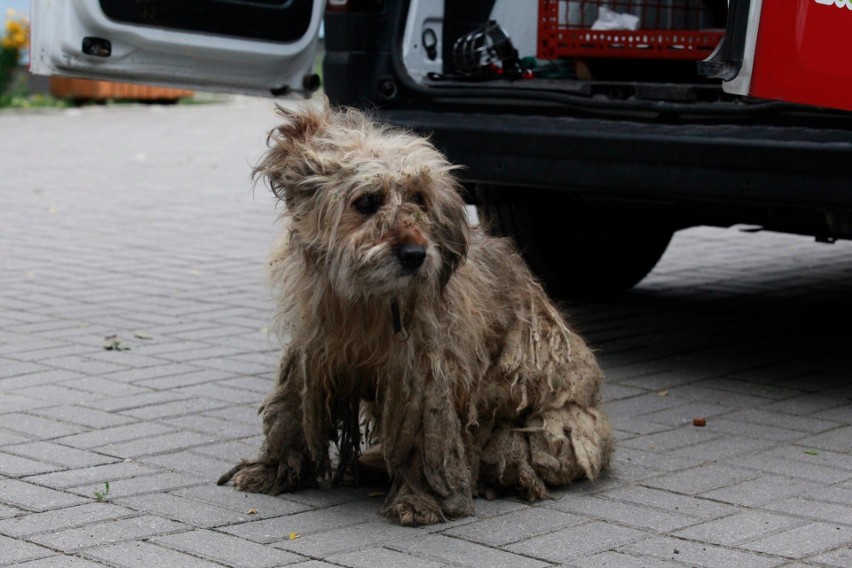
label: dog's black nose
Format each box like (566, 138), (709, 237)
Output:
(397, 244), (426, 270)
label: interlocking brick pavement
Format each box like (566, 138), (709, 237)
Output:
(1, 97), (851, 567)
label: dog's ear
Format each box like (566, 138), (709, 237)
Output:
(433, 180), (471, 291)
(253, 100), (332, 209)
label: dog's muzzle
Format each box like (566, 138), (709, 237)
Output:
(396, 243), (427, 271)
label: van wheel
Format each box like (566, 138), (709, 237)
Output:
(475, 185), (673, 297)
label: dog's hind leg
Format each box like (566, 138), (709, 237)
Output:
(477, 405), (613, 500)
(525, 405), (613, 486)
(477, 424), (549, 501)
(218, 350), (321, 494)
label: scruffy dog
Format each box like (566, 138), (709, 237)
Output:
(218, 100), (613, 526)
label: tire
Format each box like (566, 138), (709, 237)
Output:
(476, 185), (674, 297)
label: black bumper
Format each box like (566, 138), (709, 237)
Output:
(379, 109), (852, 209)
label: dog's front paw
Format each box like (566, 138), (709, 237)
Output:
(217, 458), (317, 495)
(383, 494), (444, 527)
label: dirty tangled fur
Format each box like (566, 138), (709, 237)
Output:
(217, 98), (614, 525)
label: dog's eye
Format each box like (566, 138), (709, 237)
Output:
(352, 193), (382, 215)
(411, 192), (427, 210)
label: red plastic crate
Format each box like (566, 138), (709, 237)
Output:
(538, 0), (725, 60)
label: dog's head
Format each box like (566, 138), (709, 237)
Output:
(254, 100), (470, 300)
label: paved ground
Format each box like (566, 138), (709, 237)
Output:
(1, 96), (850, 568)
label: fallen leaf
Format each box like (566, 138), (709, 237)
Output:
(803, 450), (819, 456)
(133, 331), (153, 340)
(368, 491), (385, 498)
(657, 390), (669, 397)
(103, 335), (132, 351)
(246, 508), (258, 515)
(288, 532), (300, 540)
(692, 417), (706, 427)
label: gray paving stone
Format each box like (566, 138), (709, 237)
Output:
(28, 515), (187, 553)
(0, 412), (87, 440)
(719, 407), (842, 434)
(762, 394), (849, 417)
(96, 430), (215, 459)
(642, 463), (760, 496)
(465, 497), (530, 519)
(0, 452), (58, 477)
(797, 425), (852, 453)
(671, 510), (807, 546)
(219, 505), (362, 544)
(161, 414), (260, 439)
(0, 360), (51, 379)
(171, 485), (314, 519)
(504, 521), (649, 564)
(59, 377), (151, 398)
(617, 535), (784, 568)
(329, 547), (449, 568)
(84, 541), (226, 568)
(0, 534), (53, 566)
(132, 368), (234, 390)
(174, 383), (264, 405)
(0, 392), (53, 414)
(82, 391), (191, 413)
(23, 461), (159, 490)
(763, 497), (852, 526)
(36, 356), (131, 377)
(699, 475), (824, 507)
(56, 422), (174, 449)
(729, 452), (852, 484)
(29, 405), (135, 429)
(740, 522), (852, 559)
(116, 493), (250, 528)
(564, 550), (688, 568)
(0, 478), (88, 512)
(0, 504), (20, 520)
(619, 426), (720, 454)
(6, 385), (105, 407)
(596, 486), (737, 521)
(273, 520), (418, 557)
(809, 546), (852, 568)
(445, 506), (583, 547)
(154, 529), (304, 568)
(546, 496), (697, 533)
(141, 449), (236, 480)
(189, 442), (263, 469)
(0, 429), (29, 445)
(759, 446), (852, 474)
(13, 556), (111, 567)
(5, 441), (117, 469)
(0, 367), (85, 391)
(0, 502), (136, 538)
(120, 398), (231, 421)
(391, 533), (551, 568)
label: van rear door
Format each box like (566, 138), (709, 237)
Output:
(702, 0), (852, 112)
(29, 0), (323, 97)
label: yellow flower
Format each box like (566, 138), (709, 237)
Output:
(3, 13), (29, 51)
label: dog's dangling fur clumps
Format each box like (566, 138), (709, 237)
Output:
(217, 97), (614, 526)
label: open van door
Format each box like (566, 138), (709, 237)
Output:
(29, 0), (324, 97)
(701, 0), (852, 112)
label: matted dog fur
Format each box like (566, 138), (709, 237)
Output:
(218, 99), (614, 525)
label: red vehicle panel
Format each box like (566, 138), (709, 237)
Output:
(750, 1), (852, 111)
